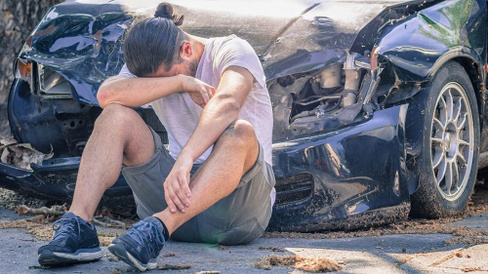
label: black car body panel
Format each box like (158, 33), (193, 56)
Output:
(270, 104), (409, 231)
(2, 0), (487, 231)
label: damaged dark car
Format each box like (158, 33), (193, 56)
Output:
(2, 0), (487, 232)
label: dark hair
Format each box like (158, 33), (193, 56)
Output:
(123, 2), (185, 77)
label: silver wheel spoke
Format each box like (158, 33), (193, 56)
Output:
(432, 148), (444, 169)
(444, 162), (453, 195)
(446, 89), (454, 121)
(438, 96), (448, 124)
(432, 117), (445, 132)
(458, 138), (469, 147)
(431, 137), (444, 144)
(457, 113), (467, 130)
(453, 97), (463, 125)
(452, 160), (460, 192)
(436, 158), (447, 184)
(456, 151), (466, 165)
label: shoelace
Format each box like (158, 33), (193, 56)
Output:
(127, 221), (165, 257)
(52, 215), (82, 242)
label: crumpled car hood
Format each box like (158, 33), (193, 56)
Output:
(19, 0), (428, 105)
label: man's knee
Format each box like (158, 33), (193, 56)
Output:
(95, 104), (142, 130)
(217, 120), (257, 148)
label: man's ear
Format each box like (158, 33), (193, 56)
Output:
(180, 41), (193, 60)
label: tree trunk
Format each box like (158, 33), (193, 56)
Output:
(0, 0), (62, 136)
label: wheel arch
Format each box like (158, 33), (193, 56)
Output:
(413, 49), (486, 155)
(451, 56), (485, 130)
(425, 49), (485, 127)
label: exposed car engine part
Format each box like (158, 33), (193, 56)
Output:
(342, 51), (361, 107)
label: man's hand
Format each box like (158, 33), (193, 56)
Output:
(180, 75), (216, 108)
(163, 152), (193, 213)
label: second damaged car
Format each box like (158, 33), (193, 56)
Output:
(2, 0), (487, 232)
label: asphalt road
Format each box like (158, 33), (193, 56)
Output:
(1, 206), (488, 274)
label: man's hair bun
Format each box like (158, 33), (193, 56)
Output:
(154, 2), (184, 26)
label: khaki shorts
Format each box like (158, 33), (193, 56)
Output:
(121, 128), (275, 245)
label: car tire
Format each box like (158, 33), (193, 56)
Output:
(408, 61), (479, 218)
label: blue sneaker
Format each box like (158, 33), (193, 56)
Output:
(38, 212), (103, 266)
(108, 216), (166, 271)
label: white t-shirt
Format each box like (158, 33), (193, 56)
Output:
(118, 35), (273, 165)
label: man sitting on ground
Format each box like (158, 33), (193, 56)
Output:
(37, 2), (275, 271)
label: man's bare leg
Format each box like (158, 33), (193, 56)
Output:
(153, 119), (259, 235)
(38, 104), (155, 267)
(69, 104), (155, 222)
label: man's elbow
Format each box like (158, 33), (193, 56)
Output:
(96, 85), (112, 108)
(212, 94), (241, 119)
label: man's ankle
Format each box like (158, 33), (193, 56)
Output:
(150, 216), (170, 241)
(68, 209), (92, 223)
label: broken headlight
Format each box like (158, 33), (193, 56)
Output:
(37, 64), (73, 98)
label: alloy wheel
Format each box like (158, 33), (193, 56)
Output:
(430, 82), (474, 201)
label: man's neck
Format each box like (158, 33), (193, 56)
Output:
(187, 34), (207, 63)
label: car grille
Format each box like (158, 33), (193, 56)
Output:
(275, 173), (313, 205)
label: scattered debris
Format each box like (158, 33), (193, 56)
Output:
(0, 136), (16, 147)
(0, 217), (119, 246)
(0, 188), (47, 211)
(264, 223), (488, 243)
(216, 244), (228, 250)
(28, 265), (50, 269)
(193, 271), (220, 274)
(443, 235), (488, 246)
(92, 216), (126, 229)
(429, 250), (465, 267)
(254, 254), (342, 272)
(156, 264), (191, 270)
(461, 267), (483, 272)
(263, 183), (488, 241)
(162, 252), (176, 257)
(0, 136), (53, 170)
(0, 219), (52, 241)
(259, 246), (285, 252)
(97, 232), (119, 246)
(395, 255), (416, 266)
(17, 204), (67, 217)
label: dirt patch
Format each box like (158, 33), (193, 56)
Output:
(259, 246), (286, 252)
(0, 217), (119, 245)
(264, 221), (488, 245)
(254, 254), (342, 272)
(0, 188), (48, 211)
(0, 218), (52, 241)
(0, 188), (126, 245)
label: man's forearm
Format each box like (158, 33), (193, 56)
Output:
(180, 93), (240, 162)
(180, 67), (254, 162)
(97, 75), (184, 108)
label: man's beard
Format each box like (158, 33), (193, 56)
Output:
(187, 59), (198, 77)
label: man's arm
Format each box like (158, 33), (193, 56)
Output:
(163, 66), (254, 213)
(97, 74), (215, 108)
